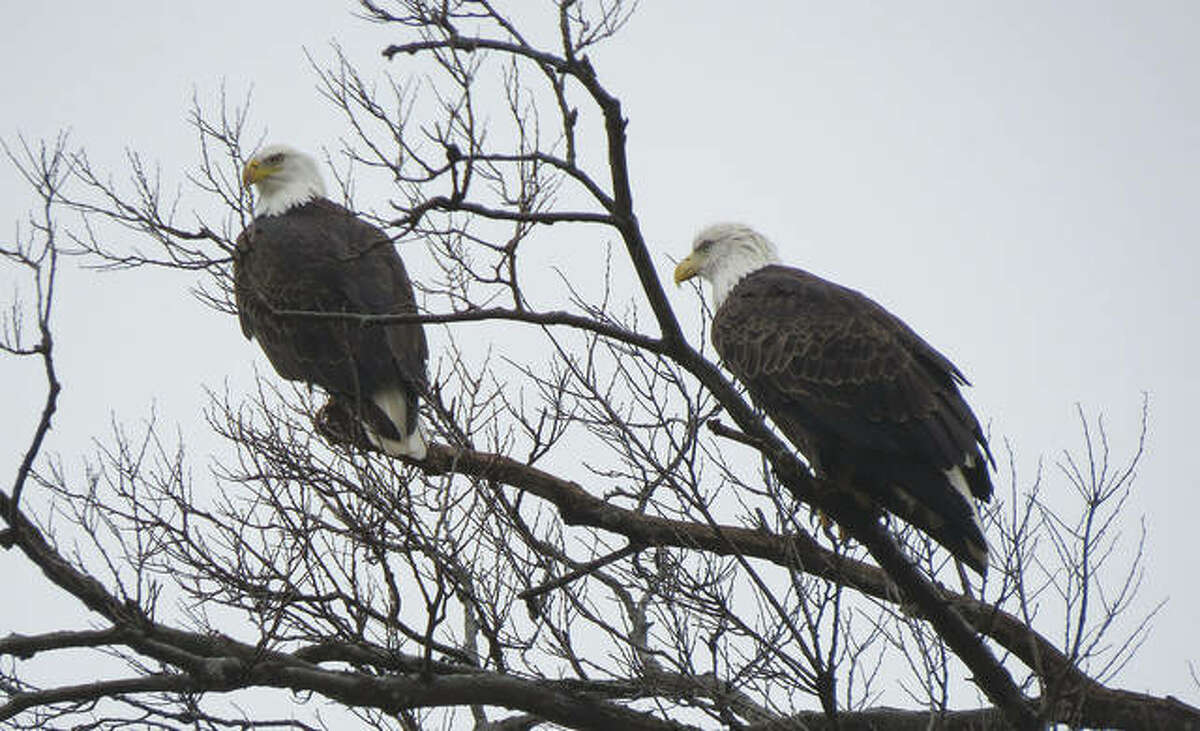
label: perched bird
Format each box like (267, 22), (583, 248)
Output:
(235, 144), (428, 458)
(674, 223), (994, 573)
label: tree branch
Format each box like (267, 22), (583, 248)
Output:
(380, 31), (687, 346)
(0, 488), (697, 730)
(269, 305), (665, 355)
(745, 690), (1200, 731)
(0, 674), (198, 722)
(405, 443), (1198, 729)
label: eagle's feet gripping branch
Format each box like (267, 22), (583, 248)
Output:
(314, 399), (374, 454)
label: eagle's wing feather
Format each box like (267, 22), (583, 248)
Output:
(233, 226), (313, 382)
(314, 200), (428, 396)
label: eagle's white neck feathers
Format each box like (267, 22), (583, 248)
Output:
(249, 145), (327, 217)
(690, 223), (781, 307)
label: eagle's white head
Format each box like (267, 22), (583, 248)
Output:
(673, 223), (782, 307)
(242, 144), (327, 217)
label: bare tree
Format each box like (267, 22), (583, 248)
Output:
(2, 3), (1196, 729)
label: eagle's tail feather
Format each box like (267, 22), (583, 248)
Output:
(367, 425), (428, 460)
(365, 387), (427, 459)
(891, 486), (989, 576)
(876, 463), (990, 576)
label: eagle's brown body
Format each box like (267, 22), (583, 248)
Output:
(712, 264), (994, 573)
(234, 198), (427, 447)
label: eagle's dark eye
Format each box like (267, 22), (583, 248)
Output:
(264, 153), (285, 165)
(697, 239), (713, 251)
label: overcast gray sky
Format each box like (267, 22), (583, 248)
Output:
(2, 0), (1196, 711)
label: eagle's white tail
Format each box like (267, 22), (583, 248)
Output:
(944, 462), (988, 572)
(366, 388), (427, 460)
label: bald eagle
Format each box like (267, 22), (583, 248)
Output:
(236, 145), (428, 458)
(675, 223), (993, 574)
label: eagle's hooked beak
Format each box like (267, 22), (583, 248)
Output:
(673, 252), (703, 285)
(242, 158), (279, 188)
(242, 159), (261, 188)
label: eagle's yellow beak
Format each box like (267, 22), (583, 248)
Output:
(242, 158), (278, 188)
(242, 159), (260, 188)
(673, 252), (704, 285)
